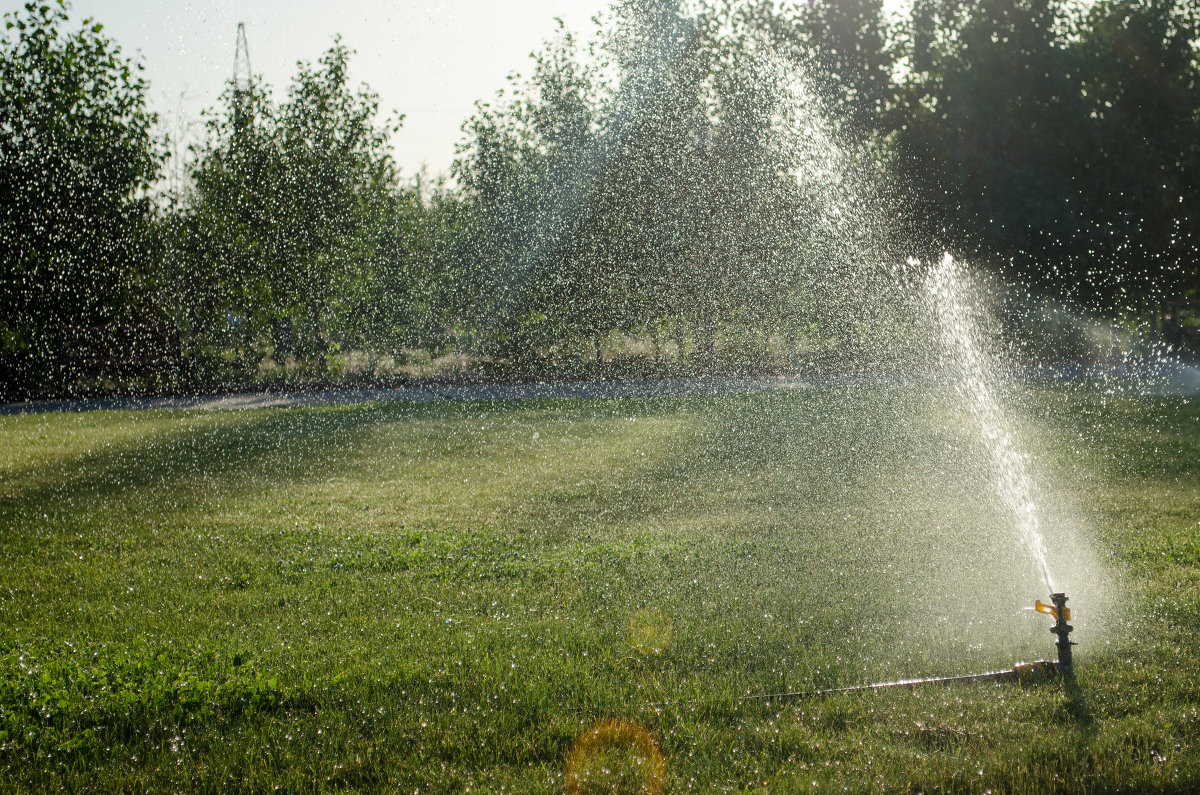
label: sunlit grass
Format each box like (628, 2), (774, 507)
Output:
(0, 387), (1196, 791)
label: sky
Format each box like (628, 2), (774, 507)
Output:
(1, 0), (614, 179)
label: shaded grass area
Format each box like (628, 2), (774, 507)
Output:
(0, 387), (1197, 791)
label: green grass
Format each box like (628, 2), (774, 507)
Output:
(0, 386), (1197, 792)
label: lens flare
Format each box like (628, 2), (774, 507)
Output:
(565, 719), (667, 795)
(627, 607), (673, 655)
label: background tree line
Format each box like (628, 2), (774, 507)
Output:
(2, 0), (1197, 398)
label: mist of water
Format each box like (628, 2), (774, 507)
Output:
(756, 49), (1086, 622)
(925, 253), (1055, 594)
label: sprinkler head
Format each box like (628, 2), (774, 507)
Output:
(1035, 593), (1075, 677)
(1049, 592), (1074, 677)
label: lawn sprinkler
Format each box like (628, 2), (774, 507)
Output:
(645, 592), (1077, 713)
(1035, 591), (1075, 678)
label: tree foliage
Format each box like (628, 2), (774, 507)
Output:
(176, 41), (440, 373)
(0, 0), (162, 395)
(3, 0), (1198, 395)
(893, 0), (1200, 312)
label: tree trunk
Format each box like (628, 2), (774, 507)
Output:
(700, 309), (715, 371)
(310, 304), (329, 375)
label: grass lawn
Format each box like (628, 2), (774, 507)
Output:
(0, 385), (1197, 792)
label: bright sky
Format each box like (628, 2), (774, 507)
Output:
(1, 0), (614, 179)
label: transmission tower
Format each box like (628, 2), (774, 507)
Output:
(231, 22), (254, 129)
(232, 22), (253, 94)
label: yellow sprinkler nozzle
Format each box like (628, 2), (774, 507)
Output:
(1035, 599), (1070, 621)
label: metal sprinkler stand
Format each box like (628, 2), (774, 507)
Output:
(732, 595), (1075, 707)
(647, 593), (1077, 713)
(728, 661), (1059, 707)
(1036, 591), (1075, 677)
(1049, 592), (1074, 677)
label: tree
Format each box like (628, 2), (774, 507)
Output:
(1072, 0), (1200, 317)
(0, 0), (163, 396)
(453, 20), (613, 366)
(356, 177), (465, 361)
(748, 0), (897, 138)
(453, 0), (873, 371)
(171, 77), (278, 364)
(177, 40), (408, 373)
(892, 1), (1097, 292)
(889, 0), (1200, 322)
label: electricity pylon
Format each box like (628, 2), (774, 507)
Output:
(232, 22), (253, 94)
(231, 22), (254, 129)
